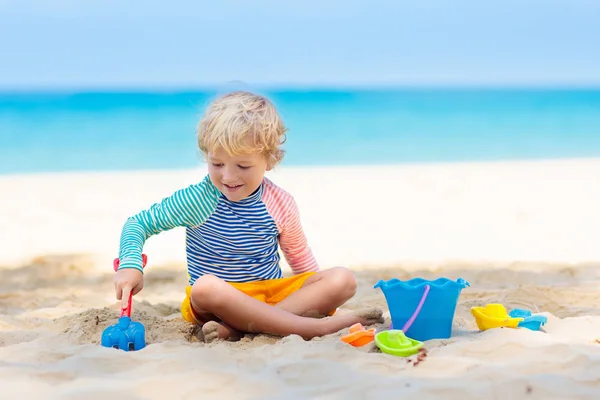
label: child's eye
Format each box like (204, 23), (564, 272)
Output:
(212, 163), (223, 167)
(238, 165), (252, 170)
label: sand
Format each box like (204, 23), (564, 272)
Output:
(1, 158), (600, 399)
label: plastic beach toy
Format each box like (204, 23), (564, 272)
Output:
(471, 304), (547, 331)
(375, 329), (424, 357)
(101, 254), (148, 351)
(374, 277), (470, 341)
(509, 308), (547, 331)
(471, 303), (521, 330)
(341, 323), (376, 347)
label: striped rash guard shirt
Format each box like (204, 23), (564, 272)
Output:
(117, 175), (319, 284)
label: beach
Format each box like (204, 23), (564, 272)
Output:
(1, 158), (600, 399)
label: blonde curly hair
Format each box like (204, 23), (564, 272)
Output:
(196, 91), (287, 167)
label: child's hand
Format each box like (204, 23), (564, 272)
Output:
(113, 268), (144, 309)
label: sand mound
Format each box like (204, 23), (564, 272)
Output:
(56, 307), (199, 345)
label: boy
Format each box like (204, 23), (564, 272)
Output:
(113, 91), (382, 342)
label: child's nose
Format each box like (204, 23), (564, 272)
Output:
(222, 166), (237, 182)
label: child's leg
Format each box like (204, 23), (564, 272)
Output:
(274, 267), (357, 316)
(190, 274), (382, 340)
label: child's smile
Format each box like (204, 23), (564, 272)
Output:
(223, 183), (244, 193)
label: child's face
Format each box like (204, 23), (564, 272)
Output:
(207, 148), (270, 202)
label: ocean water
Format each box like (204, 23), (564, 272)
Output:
(1, 88), (600, 175)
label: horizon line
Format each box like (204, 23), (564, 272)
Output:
(2, 82), (600, 94)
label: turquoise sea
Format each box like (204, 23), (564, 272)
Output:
(1, 88), (600, 175)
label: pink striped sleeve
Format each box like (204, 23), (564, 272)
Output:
(262, 178), (319, 274)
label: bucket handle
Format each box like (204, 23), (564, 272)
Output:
(401, 284), (430, 332)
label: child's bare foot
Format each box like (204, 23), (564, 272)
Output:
(309, 307), (383, 339)
(202, 321), (242, 343)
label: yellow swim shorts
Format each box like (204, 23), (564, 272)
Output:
(181, 271), (332, 323)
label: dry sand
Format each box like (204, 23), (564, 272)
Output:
(1, 159), (600, 399)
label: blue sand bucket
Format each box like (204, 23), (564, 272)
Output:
(374, 277), (470, 341)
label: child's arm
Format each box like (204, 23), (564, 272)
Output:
(117, 176), (221, 272)
(278, 197), (319, 274)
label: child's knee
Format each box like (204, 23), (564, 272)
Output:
(327, 267), (357, 298)
(191, 274), (229, 309)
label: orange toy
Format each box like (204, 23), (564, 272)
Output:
(341, 323), (376, 347)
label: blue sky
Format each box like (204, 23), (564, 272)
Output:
(1, 0), (599, 89)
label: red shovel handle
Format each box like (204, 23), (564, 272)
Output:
(113, 254), (147, 318)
